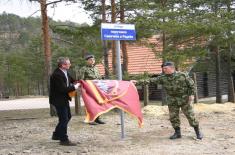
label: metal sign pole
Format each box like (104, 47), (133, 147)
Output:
(101, 23), (136, 139)
(115, 40), (125, 139)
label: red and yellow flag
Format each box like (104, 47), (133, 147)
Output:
(80, 80), (143, 127)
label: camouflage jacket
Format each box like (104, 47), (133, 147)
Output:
(139, 71), (195, 96)
(79, 65), (101, 80)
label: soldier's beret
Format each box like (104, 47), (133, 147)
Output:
(161, 61), (174, 68)
(85, 54), (94, 60)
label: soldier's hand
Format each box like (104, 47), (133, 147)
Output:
(188, 95), (194, 102)
(130, 80), (137, 84)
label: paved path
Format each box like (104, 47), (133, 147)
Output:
(0, 97), (83, 110)
(0, 95), (227, 111)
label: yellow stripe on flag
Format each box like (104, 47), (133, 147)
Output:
(86, 80), (107, 104)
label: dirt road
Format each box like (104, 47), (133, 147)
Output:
(0, 99), (235, 155)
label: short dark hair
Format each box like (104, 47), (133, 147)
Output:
(57, 57), (69, 67)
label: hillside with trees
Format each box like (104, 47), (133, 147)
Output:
(0, 12), (102, 97)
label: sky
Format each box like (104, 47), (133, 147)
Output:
(0, 0), (93, 25)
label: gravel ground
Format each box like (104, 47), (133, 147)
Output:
(0, 98), (235, 155)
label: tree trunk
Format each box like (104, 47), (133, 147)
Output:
(16, 82), (18, 97)
(37, 80), (40, 95)
(227, 42), (235, 102)
(42, 78), (46, 96)
(161, 31), (167, 105)
(74, 68), (82, 115)
(111, 0), (116, 76)
(120, 0), (128, 73)
(214, 46), (222, 103)
(143, 84), (149, 106)
(40, 0), (56, 116)
(27, 82), (30, 95)
(101, 0), (109, 79)
(226, 1), (235, 103)
(16, 81), (19, 97)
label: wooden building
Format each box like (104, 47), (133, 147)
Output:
(96, 36), (234, 100)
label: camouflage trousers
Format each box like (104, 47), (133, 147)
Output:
(167, 96), (199, 128)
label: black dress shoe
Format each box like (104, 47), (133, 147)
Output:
(89, 122), (98, 125)
(52, 134), (60, 140)
(60, 140), (77, 146)
(95, 118), (105, 124)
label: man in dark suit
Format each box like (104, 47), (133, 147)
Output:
(49, 57), (80, 146)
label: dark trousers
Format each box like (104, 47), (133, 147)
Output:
(54, 104), (71, 141)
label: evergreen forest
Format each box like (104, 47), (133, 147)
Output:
(0, 0), (235, 101)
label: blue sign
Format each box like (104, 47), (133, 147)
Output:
(101, 23), (136, 41)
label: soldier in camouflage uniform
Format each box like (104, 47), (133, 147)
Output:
(79, 54), (105, 125)
(138, 61), (203, 140)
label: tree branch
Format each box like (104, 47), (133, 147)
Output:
(50, 24), (79, 30)
(29, 0), (77, 7)
(28, 10), (41, 17)
(51, 37), (74, 44)
(46, 0), (63, 7)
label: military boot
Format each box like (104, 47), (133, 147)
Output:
(170, 127), (181, 139)
(194, 126), (203, 139)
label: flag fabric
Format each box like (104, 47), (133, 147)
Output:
(80, 80), (143, 127)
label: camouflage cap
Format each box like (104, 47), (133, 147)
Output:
(85, 54), (94, 60)
(161, 61), (174, 68)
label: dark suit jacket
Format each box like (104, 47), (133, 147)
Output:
(49, 68), (75, 107)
